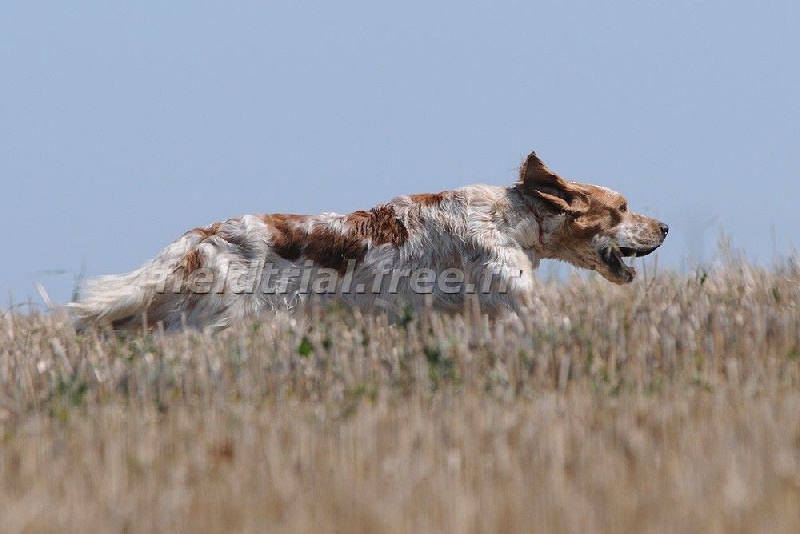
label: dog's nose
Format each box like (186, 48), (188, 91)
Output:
(659, 222), (669, 237)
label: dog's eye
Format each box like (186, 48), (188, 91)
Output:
(619, 203), (628, 212)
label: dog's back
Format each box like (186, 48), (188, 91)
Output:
(70, 151), (667, 331)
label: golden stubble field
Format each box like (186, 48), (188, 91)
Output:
(2, 260), (800, 533)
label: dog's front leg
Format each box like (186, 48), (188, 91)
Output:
(478, 261), (536, 317)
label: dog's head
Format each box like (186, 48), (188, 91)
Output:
(518, 152), (668, 284)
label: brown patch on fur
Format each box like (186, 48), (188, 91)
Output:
(345, 210), (371, 235)
(302, 206), (408, 273)
(260, 214), (308, 261)
(182, 248), (205, 275)
(346, 206), (408, 247)
(564, 184), (627, 239)
(367, 205), (408, 246)
(305, 227), (368, 273)
(409, 193), (444, 207)
(258, 207), (408, 273)
(191, 222), (222, 240)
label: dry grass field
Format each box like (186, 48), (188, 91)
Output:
(3, 259), (800, 533)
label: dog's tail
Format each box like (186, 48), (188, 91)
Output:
(67, 266), (162, 331)
(67, 233), (201, 331)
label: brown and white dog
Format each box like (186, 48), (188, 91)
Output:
(69, 151), (668, 330)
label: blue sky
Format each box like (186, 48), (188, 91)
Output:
(2, 2), (798, 307)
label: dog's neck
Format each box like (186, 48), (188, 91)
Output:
(505, 185), (561, 258)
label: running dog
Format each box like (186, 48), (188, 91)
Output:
(69, 151), (668, 330)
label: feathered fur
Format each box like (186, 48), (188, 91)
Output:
(69, 151), (668, 331)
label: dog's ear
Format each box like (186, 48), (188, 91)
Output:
(519, 151), (587, 215)
(519, 151), (555, 185)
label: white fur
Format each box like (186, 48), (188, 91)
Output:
(68, 152), (667, 331)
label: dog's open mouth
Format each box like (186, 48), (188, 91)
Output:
(600, 244), (658, 283)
